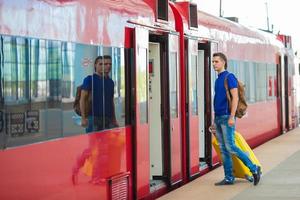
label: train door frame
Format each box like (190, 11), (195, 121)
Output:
(132, 27), (182, 198)
(186, 37), (200, 179)
(207, 41), (220, 166)
(186, 39), (214, 180)
(166, 32), (182, 186)
(148, 35), (166, 190)
(199, 42), (214, 167)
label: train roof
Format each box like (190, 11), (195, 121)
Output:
(196, 9), (284, 49)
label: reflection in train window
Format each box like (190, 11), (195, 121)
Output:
(0, 35), (128, 147)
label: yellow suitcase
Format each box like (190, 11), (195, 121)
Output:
(212, 131), (262, 181)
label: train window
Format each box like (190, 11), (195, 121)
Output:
(256, 63), (267, 102)
(266, 63), (276, 100)
(244, 62), (255, 103)
(65, 45), (127, 134)
(238, 61), (246, 83)
(137, 48), (148, 124)
(169, 52), (178, 118)
(0, 34), (128, 147)
(248, 62), (256, 103)
(1, 36), (64, 147)
(227, 60), (237, 77)
(62, 42), (94, 136)
(189, 4), (198, 28)
(157, 0), (168, 21)
(2, 37), (28, 103)
(190, 55), (198, 115)
(30, 39), (47, 101)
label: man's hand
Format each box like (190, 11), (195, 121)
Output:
(111, 119), (119, 127)
(228, 116), (235, 127)
(81, 117), (88, 127)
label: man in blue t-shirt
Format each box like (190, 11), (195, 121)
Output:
(80, 55), (118, 132)
(212, 52), (261, 186)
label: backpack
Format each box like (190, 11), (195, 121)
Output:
(73, 85), (91, 116)
(224, 74), (247, 118)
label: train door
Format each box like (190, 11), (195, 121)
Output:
(198, 48), (207, 167)
(187, 38), (200, 178)
(200, 42), (214, 166)
(187, 39), (213, 179)
(167, 33), (182, 185)
(133, 28), (182, 198)
(133, 27), (150, 199)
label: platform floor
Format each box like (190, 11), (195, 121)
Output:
(158, 127), (300, 200)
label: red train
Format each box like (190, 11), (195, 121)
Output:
(0, 0), (298, 199)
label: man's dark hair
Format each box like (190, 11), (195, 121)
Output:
(94, 55), (112, 64)
(213, 52), (228, 69)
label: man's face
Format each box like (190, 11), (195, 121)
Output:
(212, 56), (225, 72)
(95, 58), (112, 75)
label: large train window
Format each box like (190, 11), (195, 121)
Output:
(0, 35), (127, 148)
(76, 46), (126, 133)
(227, 60), (275, 104)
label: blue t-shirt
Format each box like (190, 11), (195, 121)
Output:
(81, 74), (115, 118)
(214, 71), (238, 116)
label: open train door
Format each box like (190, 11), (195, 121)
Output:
(167, 33), (182, 185)
(186, 38), (200, 178)
(133, 27), (150, 199)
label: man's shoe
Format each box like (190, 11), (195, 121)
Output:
(252, 166), (261, 186)
(214, 179), (234, 186)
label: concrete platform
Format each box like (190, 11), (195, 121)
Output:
(158, 127), (300, 200)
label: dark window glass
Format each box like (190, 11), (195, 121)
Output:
(158, 0), (168, 20)
(190, 4), (198, 28)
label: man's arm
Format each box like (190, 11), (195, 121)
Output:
(111, 98), (119, 127)
(229, 88), (238, 126)
(80, 89), (89, 127)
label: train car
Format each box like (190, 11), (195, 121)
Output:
(171, 1), (298, 179)
(0, 0), (298, 200)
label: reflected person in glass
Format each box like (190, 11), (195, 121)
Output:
(80, 55), (118, 133)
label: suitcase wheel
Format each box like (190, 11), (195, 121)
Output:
(245, 175), (254, 182)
